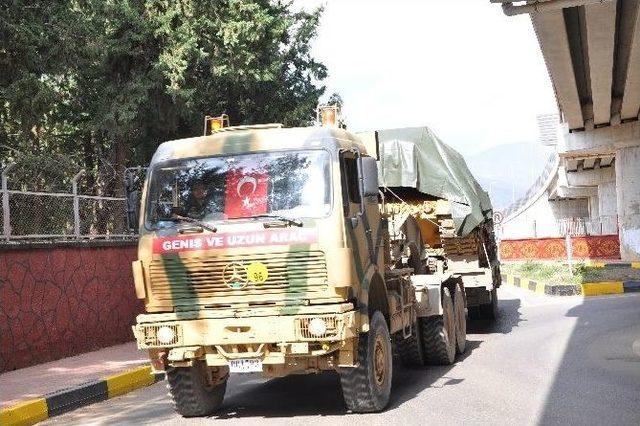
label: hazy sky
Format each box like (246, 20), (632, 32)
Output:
(304, 0), (558, 155)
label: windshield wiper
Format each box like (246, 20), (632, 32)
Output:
(165, 213), (218, 233)
(251, 214), (303, 228)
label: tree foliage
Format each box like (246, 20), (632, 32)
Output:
(0, 0), (326, 194)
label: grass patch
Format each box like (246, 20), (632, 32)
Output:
(501, 261), (640, 285)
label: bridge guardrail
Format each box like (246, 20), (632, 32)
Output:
(503, 153), (558, 220)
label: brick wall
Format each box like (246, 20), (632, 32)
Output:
(0, 241), (142, 372)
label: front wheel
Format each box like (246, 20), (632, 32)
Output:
(339, 311), (392, 413)
(167, 361), (226, 417)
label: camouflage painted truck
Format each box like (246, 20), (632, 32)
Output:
(128, 115), (499, 417)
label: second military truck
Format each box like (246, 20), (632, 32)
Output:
(129, 113), (500, 416)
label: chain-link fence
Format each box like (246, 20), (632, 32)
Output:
(1, 158), (145, 241)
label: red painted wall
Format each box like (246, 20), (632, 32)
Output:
(0, 242), (142, 372)
(499, 235), (621, 261)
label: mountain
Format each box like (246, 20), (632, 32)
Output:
(463, 142), (555, 211)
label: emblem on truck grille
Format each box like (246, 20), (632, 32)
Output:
(222, 262), (248, 289)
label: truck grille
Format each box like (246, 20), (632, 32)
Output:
(148, 250), (328, 307)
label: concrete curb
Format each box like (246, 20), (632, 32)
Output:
(501, 274), (640, 296)
(0, 365), (164, 426)
(584, 261), (640, 269)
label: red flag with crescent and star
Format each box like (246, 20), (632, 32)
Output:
(224, 168), (269, 218)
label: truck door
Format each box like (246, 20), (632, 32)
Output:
(339, 151), (384, 281)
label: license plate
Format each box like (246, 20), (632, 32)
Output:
(229, 358), (263, 373)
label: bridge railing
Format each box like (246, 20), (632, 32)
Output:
(557, 215), (618, 237)
(503, 153), (558, 220)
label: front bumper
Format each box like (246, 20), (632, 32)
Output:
(133, 306), (358, 369)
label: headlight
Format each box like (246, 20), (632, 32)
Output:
(308, 318), (327, 337)
(156, 326), (176, 344)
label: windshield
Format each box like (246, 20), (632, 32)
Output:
(145, 150), (331, 229)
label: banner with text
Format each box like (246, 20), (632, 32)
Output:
(153, 228), (318, 254)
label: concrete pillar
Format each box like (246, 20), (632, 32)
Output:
(589, 195), (600, 220)
(598, 181), (618, 216)
(598, 181), (618, 235)
(615, 146), (640, 260)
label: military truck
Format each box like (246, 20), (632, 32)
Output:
(128, 113), (499, 416)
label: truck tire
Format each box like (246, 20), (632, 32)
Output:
(394, 323), (426, 367)
(479, 288), (498, 320)
(340, 311), (392, 413)
(420, 287), (456, 365)
(167, 361), (226, 417)
(453, 282), (466, 355)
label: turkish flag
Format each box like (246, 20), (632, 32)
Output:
(224, 168), (269, 218)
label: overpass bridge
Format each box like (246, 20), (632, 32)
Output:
(493, 0), (640, 260)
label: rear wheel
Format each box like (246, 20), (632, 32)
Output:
(420, 287), (456, 365)
(167, 361), (226, 417)
(340, 311), (393, 413)
(394, 322), (425, 367)
(453, 282), (467, 354)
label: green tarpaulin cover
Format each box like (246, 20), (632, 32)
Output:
(375, 127), (493, 237)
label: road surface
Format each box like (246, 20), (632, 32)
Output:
(43, 286), (640, 425)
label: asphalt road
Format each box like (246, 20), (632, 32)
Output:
(43, 286), (640, 426)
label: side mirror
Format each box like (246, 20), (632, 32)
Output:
(126, 190), (141, 232)
(124, 167), (147, 233)
(361, 156), (379, 198)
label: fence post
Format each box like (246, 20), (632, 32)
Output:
(72, 170), (86, 238)
(2, 163), (15, 241)
(565, 232), (573, 276)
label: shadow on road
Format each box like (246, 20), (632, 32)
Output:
(538, 294), (640, 425)
(212, 292), (523, 420)
(213, 339), (483, 420)
(51, 289), (527, 424)
(214, 372), (346, 419)
(467, 296), (524, 335)
(387, 339), (481, 410)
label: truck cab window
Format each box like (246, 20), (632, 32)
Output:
(146, 150), (331, 229)
(340, 154), (361, 216)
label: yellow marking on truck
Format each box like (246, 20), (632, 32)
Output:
(0, 398), (48, 426)
(105, 366), (154, 398)
(247, 261), (268, 284)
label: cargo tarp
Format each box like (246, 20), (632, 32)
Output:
(375, 127), (493, 237)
